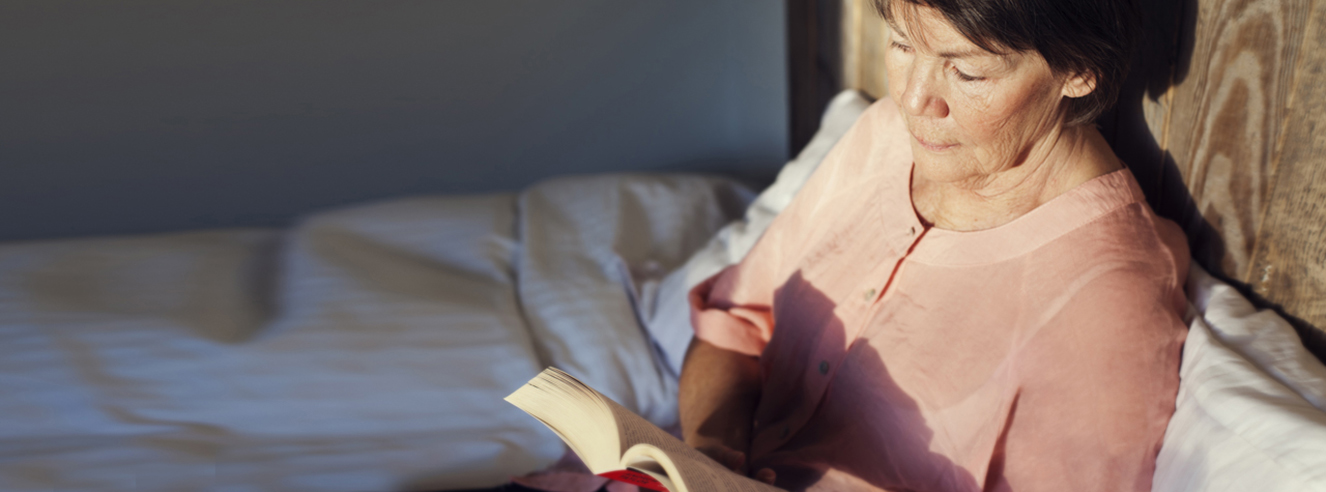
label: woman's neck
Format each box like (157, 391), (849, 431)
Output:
(911, 125), (1122, 232)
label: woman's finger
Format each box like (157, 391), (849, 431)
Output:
(695, 444), (745, 471)
(754, 468), (776, 485)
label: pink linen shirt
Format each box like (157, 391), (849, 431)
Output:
(690, 98), (1189, 492)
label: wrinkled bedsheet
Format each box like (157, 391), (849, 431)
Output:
(0, 174), (753, 492)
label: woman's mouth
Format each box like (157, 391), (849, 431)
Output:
(912, 134), (957, 152)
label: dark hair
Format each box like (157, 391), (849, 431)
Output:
(873, 0), (1138, 126)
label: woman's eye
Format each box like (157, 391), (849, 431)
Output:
(953, 69), (985, 82)
(890, 41), (912, 53)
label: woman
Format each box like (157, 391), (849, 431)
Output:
(680, 0), (1188, 491)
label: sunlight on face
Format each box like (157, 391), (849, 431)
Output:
(884, 4), (1074, 186)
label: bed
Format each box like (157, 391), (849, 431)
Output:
(3, 1), (1326, 491)
(0, 173), (761, 491)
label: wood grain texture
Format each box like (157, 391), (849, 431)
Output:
(840, 0), (864, 92)
(1157, 0), (1325, 360)
(1163, 0), (1314, 279)
(1141, 90), (1173, 153)
(1246, 0), (1326, 359)
(840, 0), (890, 100)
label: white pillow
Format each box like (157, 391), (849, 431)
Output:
(644, 90), (873, 376)
(1185, 264), (1326, 410)
(1152, 263), (1326, 491)
(516, 174), (757, 428)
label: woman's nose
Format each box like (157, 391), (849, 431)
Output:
(901, 66), (949, 119)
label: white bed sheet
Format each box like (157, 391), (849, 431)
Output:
(0, 175), (752, 492)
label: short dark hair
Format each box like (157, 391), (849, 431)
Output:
(873, 0), (1139, 126)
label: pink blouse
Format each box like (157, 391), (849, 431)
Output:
(690, 99), (1189, 491)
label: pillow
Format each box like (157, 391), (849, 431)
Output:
(1185, 264), (1326, 410)
(644, 89), (873, 376)
(516, 174), (756, 428)
(1152, 263), (1326, 491)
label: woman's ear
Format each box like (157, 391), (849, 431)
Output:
(1061, 71), (1097, 99)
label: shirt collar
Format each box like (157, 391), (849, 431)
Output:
(908, 167), (1146, 266)
(864, 100), (1149, 266)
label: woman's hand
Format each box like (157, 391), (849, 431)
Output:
(678, 338), (775, 484)
(691, 442), (777, 485)
(693, 442), (746, 472)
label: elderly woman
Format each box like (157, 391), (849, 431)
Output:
(679, 0), (1188, 490)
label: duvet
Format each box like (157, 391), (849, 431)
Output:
(0, 174), (753, 492)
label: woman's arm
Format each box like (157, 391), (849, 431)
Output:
(991, 270), (1187, 492)
(678, 337), (762, 471)
(677, 100), (876, 475)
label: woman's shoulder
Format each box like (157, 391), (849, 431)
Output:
(812, 96), (912, 180)
(1033, 195), (1191, 316)
(1012, 203), (1190, 358)
(860, 97), (908, 137)
(761, 97), (916, 257)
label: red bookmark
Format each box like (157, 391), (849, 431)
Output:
(598, 469), (670, 492)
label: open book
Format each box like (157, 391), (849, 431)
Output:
(506, 368), (784, 492)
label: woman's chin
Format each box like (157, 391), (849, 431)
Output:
(911, 155), (976, 184)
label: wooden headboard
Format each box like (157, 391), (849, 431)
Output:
(786, 0), (1326, 361)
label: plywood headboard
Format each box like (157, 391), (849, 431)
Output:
(786, 0), (1326, 361)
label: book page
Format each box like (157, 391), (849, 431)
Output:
(622, 443), (784, 492)
(605, 397), (693, 456)
(508, 368), (782, 492)
(606, 400), (782, 492)
(505, 368), (622, 472)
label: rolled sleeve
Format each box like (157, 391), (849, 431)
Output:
(683, 102), (876, 360)
(689, 264), (774, 356)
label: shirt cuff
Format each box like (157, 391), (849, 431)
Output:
(688, 270), (769, 357)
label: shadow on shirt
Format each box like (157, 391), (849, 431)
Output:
(757, 272), (999, 492)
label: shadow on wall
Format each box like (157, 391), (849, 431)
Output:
(1102, 0), (1207, 265)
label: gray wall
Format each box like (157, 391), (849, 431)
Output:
(0, 1), (788, 241)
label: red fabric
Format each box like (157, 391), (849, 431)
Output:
(690, 99), (1188, 491)
(511, 449), (640, 492)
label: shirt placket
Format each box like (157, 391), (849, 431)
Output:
(853, 223), (926, 340)
(757, 222), (927, 452)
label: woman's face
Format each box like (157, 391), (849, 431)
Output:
(884, 5), (1089, 186)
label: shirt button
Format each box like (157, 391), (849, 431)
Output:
(864, 287), (877, 301)
(819, 360), (829, 375)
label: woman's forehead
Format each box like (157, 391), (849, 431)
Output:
(886, 5), (1006, 60)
